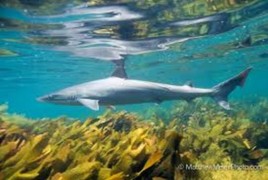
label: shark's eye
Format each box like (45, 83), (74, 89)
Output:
(47, 95), (53, 99)
(50, 94), (61, 100)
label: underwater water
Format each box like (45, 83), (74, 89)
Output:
(1, 1), (268, 180)
(0, 0), (268, 119)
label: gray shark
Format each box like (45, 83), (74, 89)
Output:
(37, 63), (252, 111)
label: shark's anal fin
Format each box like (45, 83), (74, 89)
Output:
(111, 60), (128, 79)
(154, 98), (162, 105)
(78, 99), (99, 111)
(217, 99), (231, 110)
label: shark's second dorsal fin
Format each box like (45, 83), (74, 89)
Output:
(111, 60), (128, 79)
(184, 81), (193, 87)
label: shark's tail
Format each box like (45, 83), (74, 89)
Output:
(212, 67), (252, 110)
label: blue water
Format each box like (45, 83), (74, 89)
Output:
(0, 0), (268, 119)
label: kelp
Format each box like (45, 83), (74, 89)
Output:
(0, 49), (17, 57)
(0, 107), (182, 179)
(167, 98), (268, 179)
(0, 99), (268, 179)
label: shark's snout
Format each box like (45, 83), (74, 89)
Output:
(37, 95), (51, 102)
(37, 93), (72, 104)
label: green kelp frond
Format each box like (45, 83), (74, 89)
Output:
(1, 99), (268, 179)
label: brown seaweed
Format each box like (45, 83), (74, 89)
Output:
(0, 99), (268, 179)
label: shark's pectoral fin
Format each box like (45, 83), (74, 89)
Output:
(78, 99), (99, 111)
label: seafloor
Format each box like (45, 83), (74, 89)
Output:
(0, 99), (268, 180)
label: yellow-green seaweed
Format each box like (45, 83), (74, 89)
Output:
(1, 99), (268, 179)
(0, 49), (17, 57)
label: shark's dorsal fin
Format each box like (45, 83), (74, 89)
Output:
(78, 98), (99, 111)
(111, 60), (128, 79)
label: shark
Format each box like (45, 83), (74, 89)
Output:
(37, 61), (252, 111)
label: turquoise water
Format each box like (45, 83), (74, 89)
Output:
(0, 0), (268, 119)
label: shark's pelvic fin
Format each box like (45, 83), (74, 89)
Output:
(212, 67), (252, 110)
(106, 105), (116, 110)
(78, 99), (99, 111)
(111, 60), (128, 79)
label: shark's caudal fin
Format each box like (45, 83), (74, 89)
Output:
(212, 67), (252, 110)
